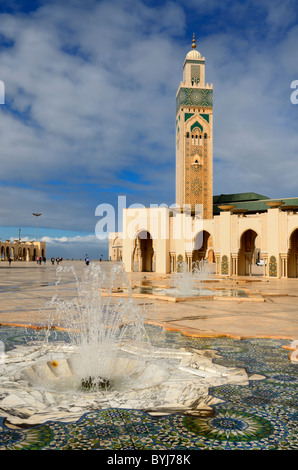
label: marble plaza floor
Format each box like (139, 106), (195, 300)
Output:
(0, 260), (297, 450)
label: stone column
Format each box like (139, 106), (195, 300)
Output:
(170, 252), (176, 273)
(150, 249), (154, 272)
(136, 238), (142, 272)
(280, 254), (288, 278)
(262, 253), (268, 277)
(185, 251), (193, 271)
(231, 254), (239, 276)
(285, 254), (288, 278)
(215, 253), (220, 275)
(138, 251), (142, 272)
(246, 253), (253, 275)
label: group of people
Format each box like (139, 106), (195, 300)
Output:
(50, 257), (63, 265)
(7, 255), (104, 266)
(7, 256), (63, 266)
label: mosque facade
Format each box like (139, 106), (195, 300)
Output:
(109, 36), (298, 279)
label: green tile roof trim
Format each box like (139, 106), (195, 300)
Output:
(184, 112), (194, 122)
(184, 59), (205, 66)
(200, 113), (210, 123)
(213, 193), (269, 203)
(184, 113), (210, 124)
(213, 193), (298, 215)
(176, 87), (213, 114)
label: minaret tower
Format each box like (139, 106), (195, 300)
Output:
(175, 34), (213, 218)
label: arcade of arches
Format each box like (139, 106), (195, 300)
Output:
(129, 229), (214, 274)
(0, 240), (46, 261)
(110, 204), (298, 278)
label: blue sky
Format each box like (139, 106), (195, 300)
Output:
(0, 0), (298, 258)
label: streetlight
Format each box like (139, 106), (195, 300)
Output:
(33, 213), (42, 241)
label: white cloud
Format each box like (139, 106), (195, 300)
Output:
(198, 18), (298, 196)
(0, 0), (184, 189)
(41, 234), (98, 244)
(41, 233), (108, 259)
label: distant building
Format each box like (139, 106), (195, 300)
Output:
(0, 240), (46, 261)
(109, 233), (123, 262)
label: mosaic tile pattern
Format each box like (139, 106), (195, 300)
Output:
(176, 88), (213, 114)
(221, 255), (229, 275)
(0, 326), (297, 450)
(269, 255), (278, 277)
(184, 128), (209, 211)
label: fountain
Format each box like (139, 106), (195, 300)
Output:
(44, 263), (151, 392)
(130, 260), (251, 301)
(0, 263), (264, 428)
(169, 260), (210, 297)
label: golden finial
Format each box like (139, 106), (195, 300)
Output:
(192, 33), (196, 49)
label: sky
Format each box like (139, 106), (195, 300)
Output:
(0, 0), (298, 259)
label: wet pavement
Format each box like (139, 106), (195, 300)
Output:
(1, 260), (297, 341)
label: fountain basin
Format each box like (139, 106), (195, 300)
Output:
(0, 340), (264, 428)
(20, 350), (170, 393)
(106, 286), (264, 303)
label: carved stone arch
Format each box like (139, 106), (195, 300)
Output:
(288, 227), (298, 278)
(185, 113), (210, 136)
(133, 229), (154, 273)
(192, 230), (213, 263)
(288, 227), (298, 252)
(238, 229), (258, 276)
(190, 121), (203, 133)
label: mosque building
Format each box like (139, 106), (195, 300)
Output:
(109, 35), (298, 278)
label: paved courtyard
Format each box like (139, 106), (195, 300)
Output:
(0, 260), (297, 451)
(0, 260), (297, 342)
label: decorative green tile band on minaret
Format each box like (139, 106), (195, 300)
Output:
(200, 113), (210, 123)
(185, 113), (210, 123)
(184, 112), (194, 121)
(176, 88), (213, 115)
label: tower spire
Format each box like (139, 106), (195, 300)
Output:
(192, 33), (196, 49)
(176, 35), (213, 218)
